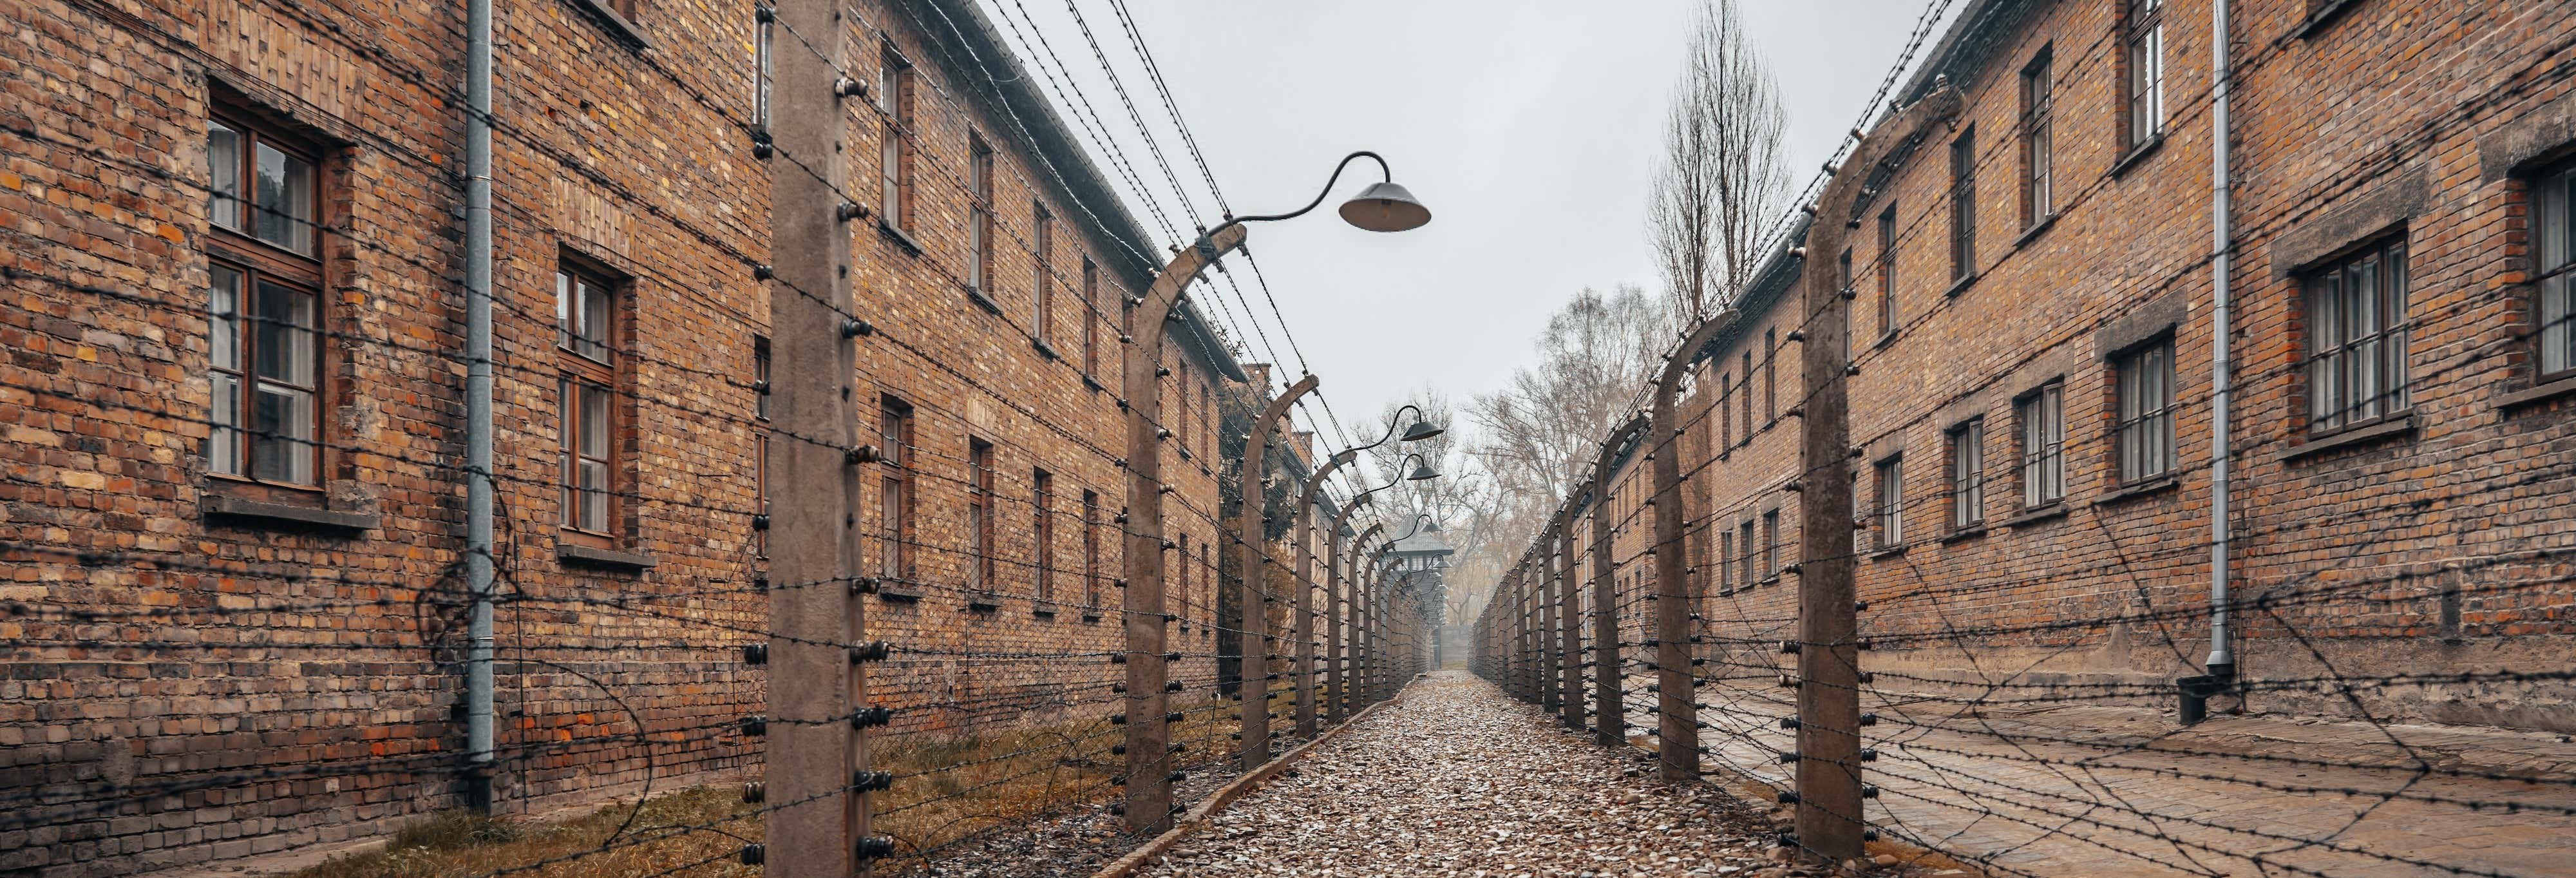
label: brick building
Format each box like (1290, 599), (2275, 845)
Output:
(0, 0), (1250, 873)
(1666, 0), (2576, 731)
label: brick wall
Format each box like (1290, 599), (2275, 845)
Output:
(0, 0), (1250, 873)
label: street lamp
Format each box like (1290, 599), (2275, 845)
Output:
(1121, 151), (1430, 834)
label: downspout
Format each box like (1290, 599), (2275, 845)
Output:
(462, 0), (497, 812)
(2185, 0), (2237, 723)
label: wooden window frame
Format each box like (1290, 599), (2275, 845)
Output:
(2020, 47), (2055, 227)
(1950, 124), (1977, 282)
(205, 106), (328, 493)
(2016, 381), (2066, 510)
(1873, 455), (1905, 549)
(878, 397), (914, 580)
(1034, 468), (1055, 602)
(1034, 202), (1054, 345)
(1082, 489), (1102, 607)
(1719, 530), (1735, 591)
(968, 437), (996, 593)
(2537, 160), (2576, 381)
(1719, 371), (1733, 448)
(1877, 205), (1899, 340)
(1083, 258), (1101, 379)
(969, 134), (993, 291)
(2124, 0), (2166, 151)
(2113, 337), (2177, 484)
(2302, 235), (2412, 435)
(1947, 418), (1985, 531)
(556, 258), (625, 546)
(1761, 510), (1780, 578)
(1740, 351), (1755, 445)
(1764, 328), (1778, 422)
(878, 43), (915, 233)
(1738, 519), (1756, 586)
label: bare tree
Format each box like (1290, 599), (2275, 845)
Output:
(1463, 285), (1663, 570)
(1650, 0), (1790, 327)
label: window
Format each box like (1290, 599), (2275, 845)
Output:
(1877, 205), (1899, 339)
(1719, 372), (1733, 448)
(2114, 339), (2175, 482)
(1034, 203), (1054, 345)
(1837, 249), (1855, 365)
(1741, 351), (1755, 444)
(1951, 125), (1976, 281)
(556, 263), (621, 537)
(1719, 530), (1735, 592)
(878, 44), (914, 232)
(1761, 510), (1780, 578)
(1083, 259), (1101, 377)
(968, 135), (992, 289)
(1082, 490), (1102, 606)
(968, 438), (995, 591)
(1198, 381), (1213, 460)
(1873, 456), (1904, 549)
(2304, 237), (2410, 433)
(754, 336), (770, 557)
(2541, 161), (2576, 379)
(205, 111), (325, 487)
(1034, 468), (1055, 602)
(2016, 383), (2065, 508)
(1764, 329), (1778, 421)
(1174, 533), (1188, 619)
(878, 398), (913, 578)
(753, 9), (773, 131)
(1738, 520), (1756, 586)
(2125, 0), (2165, 149)
(2020, 48), (2054, 225)
(1948, 419), (1985, 530)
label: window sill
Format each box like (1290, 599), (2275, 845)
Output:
(1868, 544), (1909, 560)
(567, 0), (651, 49)
(2109, 135), (2166, 179)
(1761, 575), (1782, 586)
(876, 586), (923, 603)
(2014, 213), (2059, 249)
(1081, 373), (1104, 393)
(2499, 374), (2576, 412)
(1940, 524), (1988, 544)
(1033, 338), (1061, 361)
(1081, 611), (1104, 624)
(1032, 607), (1057, 620)
(556, 542), (657, 570)
(1999, 504), (2068, 528)
(966, 287), (1003, 316)
(878, 218), (923, 254)
(204, 495), (378, 532)
(1874, 330), (1899, 350)
(2279, 414), (2417, 463)
(966, 594), (1002, 613)
(2286, 0), (2362, 41)
(1944, 272), (1978, 299)
(2092, 475), (2177, 507)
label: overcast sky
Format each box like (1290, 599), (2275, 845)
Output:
(986, 0), (1962, 455)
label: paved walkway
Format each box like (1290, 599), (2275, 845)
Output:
(1141, 671), (1784, 878)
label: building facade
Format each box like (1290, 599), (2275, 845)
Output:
(0, 0), (1245, 873)
(1681, 0), (2576, 730)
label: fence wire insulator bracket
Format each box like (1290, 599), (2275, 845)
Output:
(1779, 717), (1801, 730)
(741, 782), (764, 803)
(743, 644), (768, 665)
(739, 845), (766, 865)
(852, 770), (893, 792)
(849, 706), (894, 729)
(739, 715), (768, 736)
(855, 837), (896, 860)
(848, 640), (891, 663)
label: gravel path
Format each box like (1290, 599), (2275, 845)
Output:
(1141, 671), (1790, 878)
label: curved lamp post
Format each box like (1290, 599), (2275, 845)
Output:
(1236, 373), (1316, 768)
(1119, 152), (1430, 834)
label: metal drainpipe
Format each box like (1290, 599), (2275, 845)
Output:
(2184, 0), (2237, 725)
(463, 0), (498, 812)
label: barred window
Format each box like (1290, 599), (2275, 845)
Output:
(2304, 237), (2410, 433)
(2115, 339), (2175, 482)
(2017, 382), (2065, 508)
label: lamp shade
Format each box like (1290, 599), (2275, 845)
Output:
(1400, 420), (1444, 443)
(1338, 181), (1432, 233)
(1406, 462), (1439, 481)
